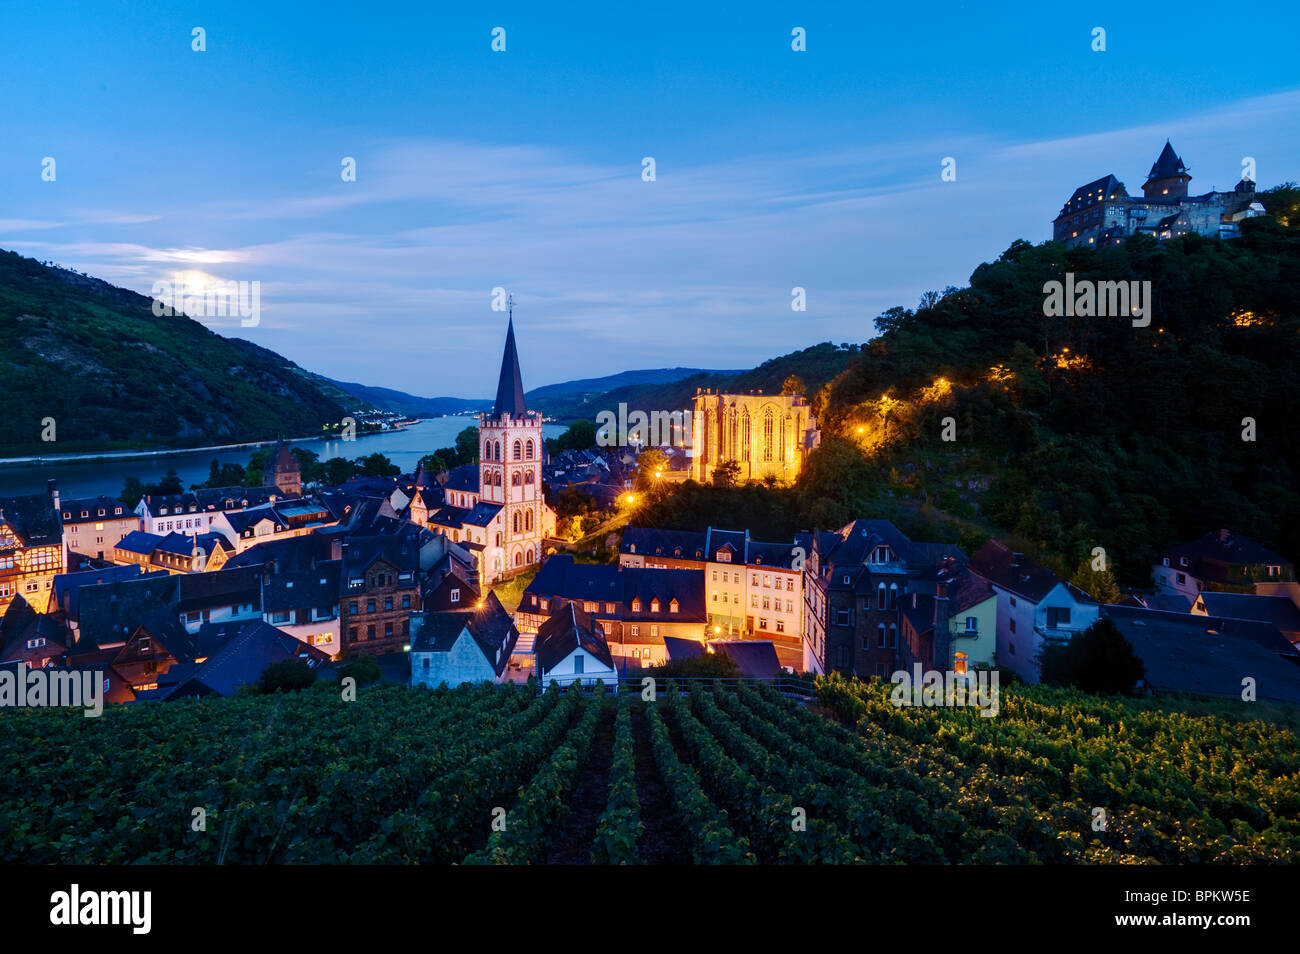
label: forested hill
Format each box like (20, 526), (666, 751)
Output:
(0, 250), (363, 456)
(643, 186), (1300, 583)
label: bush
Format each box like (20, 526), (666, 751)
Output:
(1040, 618), (1145, 695)
(337, 655), (383, 686)
(254, 658), (318, 694)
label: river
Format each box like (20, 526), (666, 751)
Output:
(0, 418), (566, 500)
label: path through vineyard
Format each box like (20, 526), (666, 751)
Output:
(546, 705), (616, 863)
(628, 703), (690, 863)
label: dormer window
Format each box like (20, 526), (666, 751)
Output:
(717, 551), (731, 563)
(628, 544), (635, 554)
(650, 599), (660, 613)
(450, 588), (460, 603)
(669, 599), (679, 614)
(631, 599), (642, 613)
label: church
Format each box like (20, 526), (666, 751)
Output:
(419, 308), (556, 585)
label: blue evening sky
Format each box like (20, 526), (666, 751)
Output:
(3, 1), (1298, 397)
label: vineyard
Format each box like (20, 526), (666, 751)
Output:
(2, 675), (1298, 864)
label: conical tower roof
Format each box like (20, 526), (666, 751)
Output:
(1147, 141), (1188, 182)
(493, 315), (527, 418)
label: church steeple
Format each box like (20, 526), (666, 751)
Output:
(492, 296), (527, 418)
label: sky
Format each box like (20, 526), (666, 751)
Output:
(3, 1), (1299, 398)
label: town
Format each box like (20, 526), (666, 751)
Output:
(4, 306), (1297, 706)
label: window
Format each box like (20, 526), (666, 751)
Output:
(26, 637), (46, 649)
(888, 583), (899, 610)
(349, 601), (358, 614)
(271, 611), (290, 624)
(1008, 641), (1015, 656)
(349, 627), (358, 641)
(842, 574), (851, 585)
(384, 597), (393, 612)
(1176, 573), (1186, 585)
(573, 654), (585, 674)
(965, 616), (978, 632)
(651, 625), (659, 637)
(540, 599), (549, 611)
(712, 570), (718, 581)
(888, 624), (897, 648)
(877, 582), (886, 606)
(628, 625), (639, 637)
(367, 625), (376, 639)
(776, 620), (784, 634)
(1046, 607), (1071, 628)
(1009, 618), (1017, 633)
(717, 551), (731, 563)
(584, 601), (597, 613)
(758, 618), (768, 630)
(402, 595), (411, 609)
(650, 599), (660, 613)
(877, 623), (887, 647)
(385, 623), (393, 637)
(835, 608), (851, 626)
(762, 597), (770, 610)
(751, 594), (758, 608)
(1009, 596), (1017, 608)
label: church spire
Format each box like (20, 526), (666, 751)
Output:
(492, 295), (527, 418)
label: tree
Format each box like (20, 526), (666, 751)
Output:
(547, 419), (598, 454)
(119, 476), (145, 509)
(354, 452), (399, 477)
(291, 448), (320, 485)
(635, 448), (669, 491)
(253, 658), (318, 694)
(711, 459), (741, 488)
(418, 452), (449, 476)
(338, 655), (382, 686)
(455, 426), (479, 465)
(781, 374), (807, 397)
(1070, 555), (1121, 605)
(1040, 618), (1145, 695)
(321, 457), (357, 486)
(243, 448), (271, 487)
(157, 469), (184, 495)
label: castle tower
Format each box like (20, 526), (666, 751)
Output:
(263, 439), (302, 496)
(1143, 140), (1191, 199)
(477, 299), (552, 577)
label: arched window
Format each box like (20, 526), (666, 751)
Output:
(877, 623), (887, 647)
(888, 583), (899, 610)
(650, 598), (660, 613)
(513, 440), (522, 460)
(525, 510), (533, 532)
(741, 410), (751, 461)
(514, 551), (523, 567)
(763, 408), (775, 462)
(525, 547), (533, 564)
(877, 582), (887, 608)
(525, 440), (534, 459)
(888, 623), (898, 647)
(512, 471), (522, 486)
(483, 440), (491, 460)
(495, 532), (502, 546)
(493, 471), (502, 487)
(494, 442), (502, 461)
(525, 471), (534, 484)
(513, 512), (520, 533)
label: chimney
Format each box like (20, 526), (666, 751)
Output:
(331, 537), (343, 561)
(48, 479), (60, 513)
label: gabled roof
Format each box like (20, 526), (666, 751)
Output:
(620, 527), (706, 559)
(1057, 174), (1125, 218)
(148, 620), (328, 699)
(444, 464), (479, 493)
(1160, 530), (1291, 582)
(492, 316), (527, 418)
(262, 562), (341, 613)
(536, 602), (614, 673)
(462, 502), (503, 527)
(969, 540), (1064, 603)
(59, 495), (129, 522)
(0, 488), (61, 547)
(0, 595), (72, 660)
(412, 591), (517, 676)
(176, 566), (263, 612)
(52, 564), (157, 619)
(115, 530), (165, 555)
(662, 635), (706, 664)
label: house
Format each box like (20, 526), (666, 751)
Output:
(0, 481), (65, 614)
(223, 534), (343, 656)
(1102, 605), (1300, 703)
(1192, 592), (1300, 645)
(517, 554), (707, 668)
(968, 540), (1101, 683)
(896, 562), (997, 675)
(208, 499), (337, 554)
(140, 620), (329, 700)
(51, 564), (163, 636)
(112, 529), (232, 574)
(338, 533), (423, 655)
(0, 594), (72, 667)
(801, 519), (966, 679)
(1154, 529), (1294, 600)
(57, 495), (138, 560)
(409, 591), (518, 688)
(134, 486), (284, 536)
(536, 602), (617, 689)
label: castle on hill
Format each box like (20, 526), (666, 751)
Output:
(1053, 141), (1265, 250)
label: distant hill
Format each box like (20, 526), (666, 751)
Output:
(328, 367), (741, 421)
(325, 379), (492, 417)
(541, 343), (860, 422)
(0, 250), (370, 457)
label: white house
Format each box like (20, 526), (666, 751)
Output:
(410, 591), (518, 688)
(536, 602), (618, 689)
(970, 541), (1101, 683)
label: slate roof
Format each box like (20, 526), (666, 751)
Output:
(115, 530), (165, 555)
(411, 591), (517, 677)
(176, 566), (263, 613)
(59, 495), (130, 522)
(262, 562), (341, 613)
(492, 316), (528, 418)
(1198, 593), (1300, 635)
(536, 602), (614, 673)
(0, 488), (61, 547)
(709, 640), (781, 679)
(620, 527), (706, 559)
(462, 502), (502, 528)
(146, 620), (328, 700)
(74, 575), (183, 649)
(224, 534), (337, 573)
(969, 540), (1068, 603)
(1102, 605), (1300, 703)
(0, 595), (72, 661)
(1147, 141), (1188, 181)
(52, 564), (158, 619)
(1057, 174), (1125, 218)
(443, 464), (479, 494)
(662, 635), (706, 664)
(525, 555), (707, 621)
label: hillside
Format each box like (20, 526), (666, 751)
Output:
(638, 189), (1300, 584)
(542, 343), (858, 422)
(325, 379), (491, 417)
(3, 678), (1295, 863)
(0, 251), (368, 457)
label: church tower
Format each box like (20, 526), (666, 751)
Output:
(478, 299), (553, 578)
